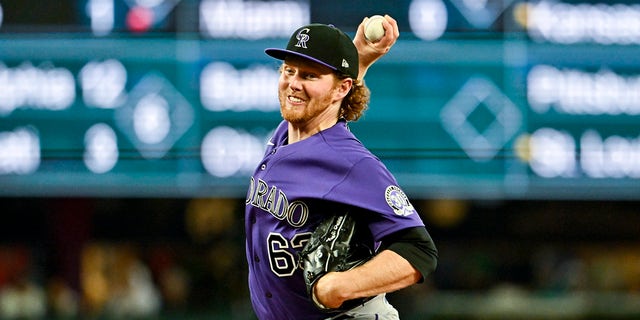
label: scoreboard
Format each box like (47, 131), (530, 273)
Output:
(1, 0), (640, 199)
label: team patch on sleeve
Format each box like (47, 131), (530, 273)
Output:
(385, 185), (416, 216)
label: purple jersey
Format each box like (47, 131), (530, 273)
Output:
(245, 120), (424, 320)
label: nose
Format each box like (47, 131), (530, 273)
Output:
(288, 75), (302, 91)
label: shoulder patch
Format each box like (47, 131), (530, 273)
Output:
(385, 185), (415, 216)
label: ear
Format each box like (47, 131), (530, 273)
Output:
(334, 78), (353, 100)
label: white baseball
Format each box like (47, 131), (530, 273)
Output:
(364, 15), (386, 42)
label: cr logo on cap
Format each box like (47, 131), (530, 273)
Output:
(295, 28), (310, 48)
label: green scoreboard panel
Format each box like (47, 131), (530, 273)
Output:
(1, 0), (639, 199)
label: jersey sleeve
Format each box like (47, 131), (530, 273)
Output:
(381, 226), (438, 281)
(325, 157), (425, 241)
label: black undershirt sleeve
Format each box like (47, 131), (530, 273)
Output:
(379, 226), (438, 282)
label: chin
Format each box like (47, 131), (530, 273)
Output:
(282, 112), (307, 124)
(281, 107), (303, 122)
(283, 115), (303, 124)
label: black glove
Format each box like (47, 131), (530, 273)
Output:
(298, 212), (374, 311)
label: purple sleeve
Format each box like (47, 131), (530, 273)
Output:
(326, 157), (425, 241)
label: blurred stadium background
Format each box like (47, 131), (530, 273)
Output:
(1, 0), (639, 319)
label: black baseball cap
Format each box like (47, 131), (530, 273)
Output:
(265, 24), (359, 79)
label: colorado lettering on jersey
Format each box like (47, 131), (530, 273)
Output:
(246, 177), (309, 228)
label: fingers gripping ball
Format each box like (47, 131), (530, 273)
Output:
(364, 15), (386, 42)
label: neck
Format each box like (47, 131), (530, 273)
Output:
(287, 117), (338, 144)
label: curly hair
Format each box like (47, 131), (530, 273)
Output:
(339, 76), (370, 122)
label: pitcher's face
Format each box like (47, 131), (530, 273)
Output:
(278, 58), (346, 125)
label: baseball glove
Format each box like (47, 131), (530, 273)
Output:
(298, 212), (374, 311)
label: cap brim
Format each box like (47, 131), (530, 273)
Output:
(265, 48), (337, 72)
